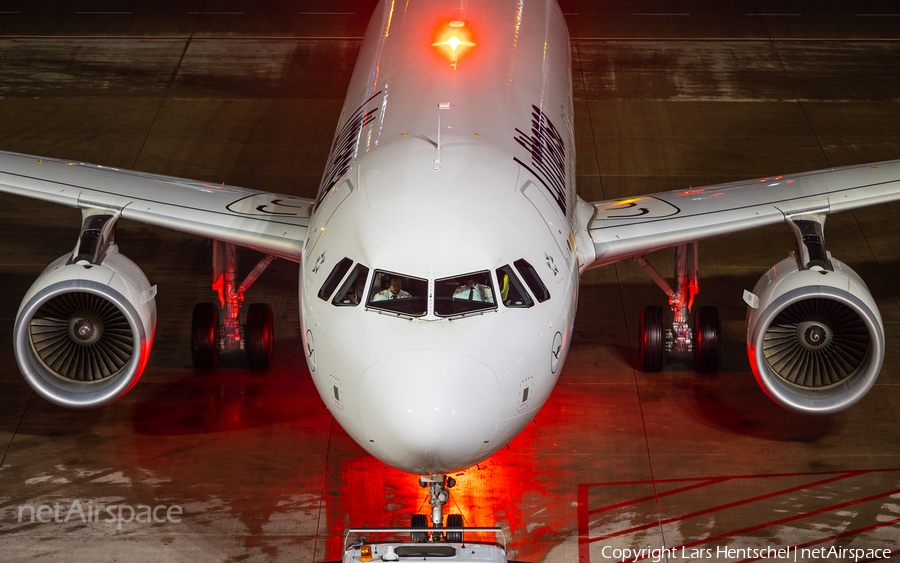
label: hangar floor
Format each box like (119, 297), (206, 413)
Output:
(1, 1), (899, 561)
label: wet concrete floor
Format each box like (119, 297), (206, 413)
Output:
(0, 1), (899, 561)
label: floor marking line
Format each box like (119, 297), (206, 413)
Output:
(311, 416), (335, 561)
(623, 487), (900, 562)
(577, 483), (590, 563)
(579, 467), (900, 487)
(587, 478), (729, 515)
(0, 35), (364, 40)
(578, 470), (900, 561)
(0, 392), (32, 472)
(586, 471), (863, 544)
(733, 517), (900, 563)
(572, 37), (900, 43)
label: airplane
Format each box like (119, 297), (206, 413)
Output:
(1, 0), (899, 540)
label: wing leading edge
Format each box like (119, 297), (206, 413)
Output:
(0, 150), (313, 262)
(583, 159), (900, 269)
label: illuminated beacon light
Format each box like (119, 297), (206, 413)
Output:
(432, 20), (476, 66)
(442, 35), (466, 51)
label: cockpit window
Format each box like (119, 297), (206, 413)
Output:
(332, 263), (369, 306)
(434, 271), (496, 316)
(317, 257), (354, 301)
(367, 270), (428, 316)
(514, 259), (550, 302)
(496, 265), (534, 308)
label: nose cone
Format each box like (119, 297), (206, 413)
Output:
(359, 350), (500, 474)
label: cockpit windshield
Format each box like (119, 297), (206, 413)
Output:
(434, 271), (496, 316)
(366, 270), (428, 316)
(332, 263), (369, 306)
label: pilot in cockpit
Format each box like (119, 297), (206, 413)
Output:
(452, 277), (493, 302)
(373, 275), (411, 301)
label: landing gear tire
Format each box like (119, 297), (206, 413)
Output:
(246, 303), (274, 369)
(191, 303), (218, 369)
(446, 514), (463, 543)
(638, 305), (665, 372)
(411, 513), (428, 542)
(693, 305), (721, 373)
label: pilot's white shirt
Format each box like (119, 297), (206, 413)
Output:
(373, 288), (411, 301)
(452, 284), (493, 302)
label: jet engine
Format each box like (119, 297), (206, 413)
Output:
(746, 253), (884, 414)
(14, 246), (156, 408)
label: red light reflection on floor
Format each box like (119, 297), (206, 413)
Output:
(320, 422), (570, 561)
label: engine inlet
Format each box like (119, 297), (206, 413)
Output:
(29, 292), (134, 382)
(763, 298), (868, 390)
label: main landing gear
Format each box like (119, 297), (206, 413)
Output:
(634, 242), (721, 373)
(412, 474), (463, 542)
(191, 241), (276, 369)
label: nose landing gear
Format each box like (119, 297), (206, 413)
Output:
(415, 474), (459, 541)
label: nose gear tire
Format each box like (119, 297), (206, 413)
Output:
(446, 513), (463, 543)
(410, 513), (428, 542)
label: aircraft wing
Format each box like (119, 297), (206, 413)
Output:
(584, 159), (900, 268)
(0, 150), (313, 262)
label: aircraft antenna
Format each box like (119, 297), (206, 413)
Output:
(435, 114), (442, 168)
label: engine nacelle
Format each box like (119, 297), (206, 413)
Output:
(14, 246), (157, 408)
(747, 254), (884, 414)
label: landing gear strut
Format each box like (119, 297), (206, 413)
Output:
(417, 474), (457, 541)
(191, 241), (277, 369)
(634, 242), (720, 373)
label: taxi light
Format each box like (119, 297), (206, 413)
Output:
(360, 545), (373, 562)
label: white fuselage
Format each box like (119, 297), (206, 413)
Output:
(299, 0), (579, 475)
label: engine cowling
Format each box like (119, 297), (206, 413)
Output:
(14, 246), (157, 408)
(747, 253), (884, 414)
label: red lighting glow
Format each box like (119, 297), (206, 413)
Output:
(441, 35), (466, 51)
(432, 21), (476, 67)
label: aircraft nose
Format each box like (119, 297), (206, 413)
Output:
(359, 350), (500, 474)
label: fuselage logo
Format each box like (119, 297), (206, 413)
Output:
(318, 90), (382, 206)
(514, 105), (568, 217)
